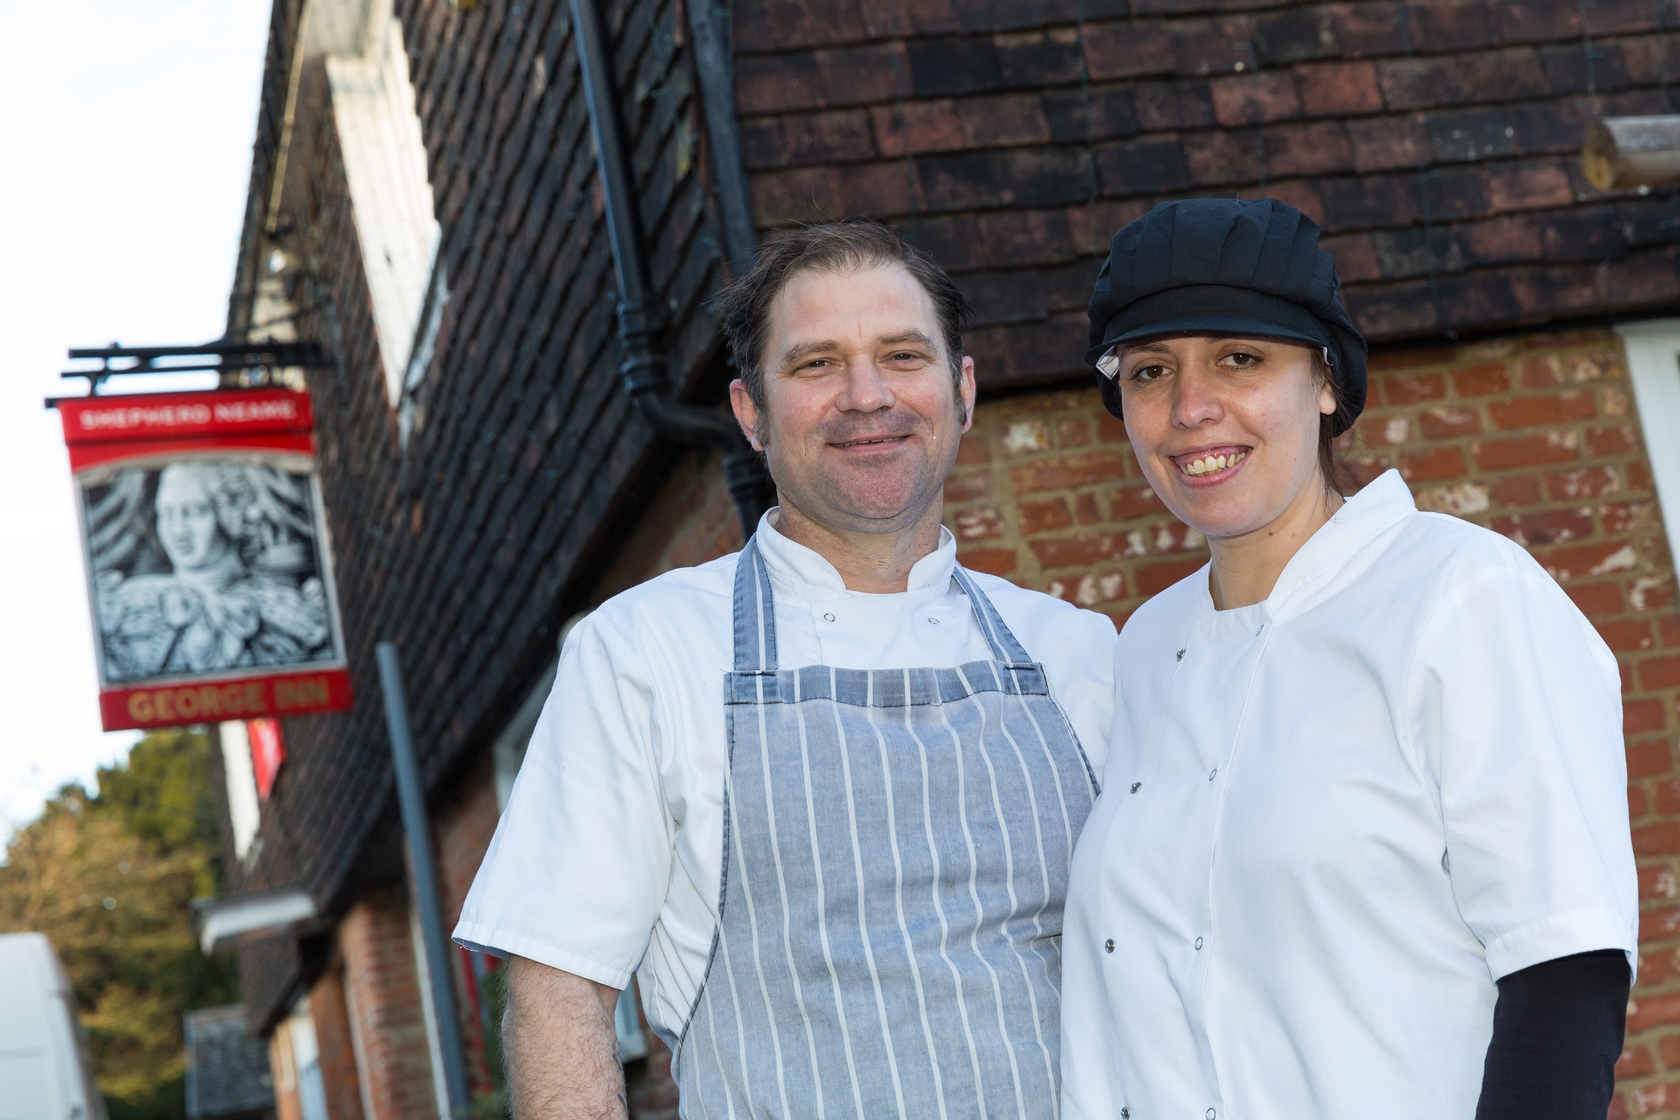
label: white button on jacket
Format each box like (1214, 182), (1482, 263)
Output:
(1062, 470), (1637, 1120)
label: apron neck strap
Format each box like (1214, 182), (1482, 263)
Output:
(733, 535), (779, 672)
(951, 565), (1035, 666)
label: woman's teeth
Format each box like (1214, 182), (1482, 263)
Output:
(1180, 450), (1246, 476)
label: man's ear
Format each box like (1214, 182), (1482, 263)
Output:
(729, 379), (765, 451)
(958, 355), (977, 433)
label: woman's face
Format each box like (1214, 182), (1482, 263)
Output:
(155, 467), (229, 572)
(1115, 335), (1337, 543)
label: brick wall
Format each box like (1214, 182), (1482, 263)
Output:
(612, 323), (1680, 1115)
(338, 887), (440, 1120)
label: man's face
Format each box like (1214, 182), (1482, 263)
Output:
(730, 264), (976, 537)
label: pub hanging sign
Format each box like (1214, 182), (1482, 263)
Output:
(58, 389), (353, 731)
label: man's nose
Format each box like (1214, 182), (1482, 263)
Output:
(835, 358), (896, 413)
(1172, 365), (1223, 429)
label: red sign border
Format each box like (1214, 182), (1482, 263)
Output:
(64, 389), (354, 732)
(99, 668), (354, 732)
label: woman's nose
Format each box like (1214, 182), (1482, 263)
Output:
(836, 359), (896, 413)
(1172, 366), (1223, 428)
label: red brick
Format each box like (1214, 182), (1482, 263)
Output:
(944, 470), (991, 501)
(1399, 446), (1466, 481)
(1319, 232), (1380, 282)
(869, 101), (965, 155)
(1474, 431), (1581, 470)
(1487, 391), (1596, 431)
(1019, 498), (1073, 535)
(1011, 451), (1132, 493)
(1602, 501), (1659, 536)
(1628, 992), (1680, 1033)
(1600, 620), (1657, 653)
(1210, 70), (1302, 126)
(1565, 580), (1624, 616)
(814, 43), (913, 106)
(1659, 1034), (1680, 1071)
(1136, 557), (1206, 596)
(1096, 412), (1128, 443)
(1358, 412), (1410, 447)
(1628, 700), (1669, 738)
(1631, 784), (1650, 820)
(1618, 1043), (1657, 1079)
(1057, 418), (1092, 448)
(1663, 615), (1680, 649)
(1656, 777), (1680, 814)
(1539, 539), (1639, 582)
(956, 436), (991, 465)
(1491, 474), (1542, 506)
(954, 505), (1004, 540)
(1642, 945), (1680, 986)
(1075, 492), (1101, 524)
(1108, 485), (1167, 520)
(1642, 656), (1680, 691)
(1630, 460), (1654, 495)
(1637, 822), (1680, 858)
(958, 547), (1018, 575)
(1588, 424), (1641, 457)
(735, 54), (824, 115)
(1632, 735), (1673, 779)
(1382, 373), (1447, 405)
(1293, 60), (1383, 116)
(1450, 362), (1511, 397)
(1547, 465), (1620, 501)
(1491, 507), (1595, 547)
(1030, 532), (1132, 569)
(1417, 406), (1481, 439)
(1518, 355), (1562, 387)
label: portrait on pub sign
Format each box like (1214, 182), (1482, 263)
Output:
(76, 453), (346, 686)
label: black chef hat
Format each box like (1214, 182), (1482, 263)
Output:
(1085, 197), (1368, 435)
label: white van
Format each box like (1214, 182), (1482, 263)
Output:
(0, 933), (106, 1120)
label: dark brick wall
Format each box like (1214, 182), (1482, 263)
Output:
(733, 0), (1680, 390)
(225, 0), (738, 1029)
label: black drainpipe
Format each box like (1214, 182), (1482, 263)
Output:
(570, 0), (772, 540)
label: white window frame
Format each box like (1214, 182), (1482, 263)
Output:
(218, 721), (261, 861)
(325, 8), (440, 411)
(1617, 319), (1680, 573)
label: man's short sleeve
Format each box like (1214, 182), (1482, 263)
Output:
(1416, 549), (1637, 982)
(452, 609), (672, 990)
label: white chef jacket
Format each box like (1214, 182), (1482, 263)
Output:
(454, 510), (1117, 1046)
(1062, 469), (1636, 1120)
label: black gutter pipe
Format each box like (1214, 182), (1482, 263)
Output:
(570, 0), (771, 540)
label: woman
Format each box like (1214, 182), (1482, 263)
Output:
(1061, 198), (1636, 1120)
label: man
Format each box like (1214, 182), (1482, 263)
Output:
(454, 220), (1117, 1119)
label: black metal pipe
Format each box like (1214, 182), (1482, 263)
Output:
(686, 0), (760, 281)
(570, 0), (771, 540)
(376, 642), (472, 1119)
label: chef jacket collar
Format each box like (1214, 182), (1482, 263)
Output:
(1196, 469), (1417, 619)
(754, 507), (960, 601)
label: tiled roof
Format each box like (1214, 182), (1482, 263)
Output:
(184, 1004), (274, 1119)
(733, 0), (1680, 389)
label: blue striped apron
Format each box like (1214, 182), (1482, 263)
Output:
(674, 536), (1099, 1120)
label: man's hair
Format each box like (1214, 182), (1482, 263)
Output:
(717, 218), (973, 408)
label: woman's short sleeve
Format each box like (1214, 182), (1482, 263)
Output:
(1413, 548), (1637, 981)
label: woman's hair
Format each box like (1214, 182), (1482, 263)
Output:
(1314, 352), (1358, 493)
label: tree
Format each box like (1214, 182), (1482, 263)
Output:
(0, 728), (241, 1119)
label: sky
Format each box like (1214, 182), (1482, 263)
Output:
(0, 2), (272, 830)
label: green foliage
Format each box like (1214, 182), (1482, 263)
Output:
(0, 729), (241, 1119)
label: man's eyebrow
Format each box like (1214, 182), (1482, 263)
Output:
(878, 329), (937, 349)
(777, 340), (842, 368)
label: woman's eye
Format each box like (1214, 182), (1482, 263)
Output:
(1129, 364), (1168, 381)
(1220, 351), (1260, 368)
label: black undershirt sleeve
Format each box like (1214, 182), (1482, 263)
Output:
(1474, 948), (1630, 1120)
